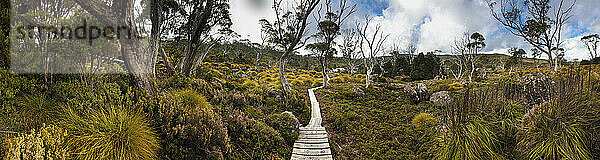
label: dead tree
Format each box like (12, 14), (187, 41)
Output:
(339, 29), (361, 75)
(356, 17), (389, 88)
(451, 32), (486, 82)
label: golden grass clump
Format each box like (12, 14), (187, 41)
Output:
(242, 79), (259, 88)
(411, 113), (436, 128)
(59, 106), (159, 160)
(330, 75), (351, 83)
(448, 82), (464, 91)
(173, 88), (212, 110)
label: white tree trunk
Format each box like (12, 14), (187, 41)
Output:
(365, 67), (373, 88)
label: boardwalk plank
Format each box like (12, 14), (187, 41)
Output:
(291, 86), (333, 160)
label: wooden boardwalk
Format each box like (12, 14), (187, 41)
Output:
(291, 86), (333, 160)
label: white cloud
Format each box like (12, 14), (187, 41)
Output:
(563, 36), (591, 61)
(230, 0), (600, 60)
(229, 0), (275, 42)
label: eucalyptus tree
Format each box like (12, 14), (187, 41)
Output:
(506, 47), (527, 71)
(68, 0), (157, 93)
(451, 32), (486, 82)
(356, 17), (389, 88)
(260, 0), (320, 95)
(175, 0), (232, 76)
(581, 34), (599, 59)
(489, 0), (576, 72)
(306, 0), (355, 88)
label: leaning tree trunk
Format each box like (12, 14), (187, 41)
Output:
(121, 38), (156, 94)
(321, 60), (329, 88)
(279, 53), (292, 95)
(147, 0), (162, 77)
(181, 40), (199, 76)
(180, 0), (213, 77)
(73, 0), (156, 94)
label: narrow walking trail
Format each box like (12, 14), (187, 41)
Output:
(291, 86), (333, 160)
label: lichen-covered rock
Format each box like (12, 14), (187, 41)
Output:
(430, 91), (454, 106)
(281, 111), (300, 130)
(404, 83), (430, 104)
(376, 83), (406, 90)
(268, 88), (284, 102)
(519, 73), (555, 106)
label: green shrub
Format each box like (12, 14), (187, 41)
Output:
(241, 79), (259, 89)
(226, 111), (288, 159)
(448, 82), (464, 91)
(290, 79), (308, 87)
(151, 89), (230, 159)
(59, 105), (159, 160)
(330, 75), (350, 83)
(15, 94), (59, 131)
(517, 101), (592, 160)
(159, 73), (190, 89)
(0, 70), (39, 131)
(265, 112), (300, 146)
(2, 125), (69, 160)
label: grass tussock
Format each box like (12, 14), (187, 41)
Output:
(59, 106), (159, 160)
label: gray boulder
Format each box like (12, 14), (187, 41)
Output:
(430, 91), (454, 106)
(404, 83), (430, 104)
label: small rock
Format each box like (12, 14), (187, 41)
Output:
(430, 91), (454, 106)
(404, 83), (430, 104)
(282, 111), (300, 129)
(377, 83), (406, 90)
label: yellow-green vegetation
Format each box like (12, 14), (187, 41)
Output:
(411, 113), (436, 128)
(0, 63), (313, 159)
(317, 84), (438, 159)
(60, 106), (159, 160)
(330, 75), (350, 83)
(316, 66), (600, 159)
(2, 50), (600, 160)
(3, 125), (68, 159)
(448, 82), (465, 91)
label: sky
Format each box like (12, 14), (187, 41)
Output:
(229, 0), (600, 61)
